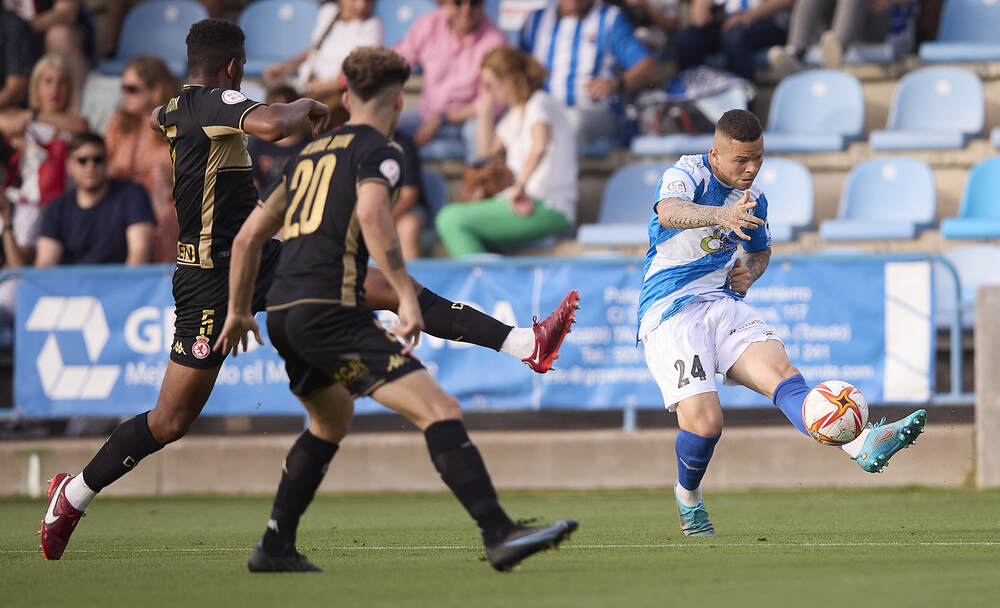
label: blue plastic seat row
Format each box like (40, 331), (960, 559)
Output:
(919, 0), (1000, 62)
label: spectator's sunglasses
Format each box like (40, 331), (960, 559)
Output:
(121, 83), (144, 95)
(453, 0), (483, 6)
(75, 155), (106, 166)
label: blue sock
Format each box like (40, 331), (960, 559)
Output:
(675, 430), (720, 491)
(773, 374), (810, 436)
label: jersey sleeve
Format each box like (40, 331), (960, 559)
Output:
(608, 11), (650, 70)
(258, 175), (289, 221)
(743, 191), (772, 252)
(197, 89), (264, 140)
(655, 166), (700, 205)
(358, 140), (405, 194)
(124, 183), (156, 226)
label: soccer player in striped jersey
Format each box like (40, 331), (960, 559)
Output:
(639, 109), (927, 536)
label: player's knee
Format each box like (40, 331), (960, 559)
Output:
(147, 410), (195, 444)
(424, 394), (462, 426)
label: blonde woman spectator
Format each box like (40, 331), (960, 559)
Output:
(0, 54), (87, 208)
(435, 47), (577, 257)
(264, 0), (381, 114)
(104, 55), (179, 262)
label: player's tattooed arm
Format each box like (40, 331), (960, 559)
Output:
(385, 241), (404, 270)
(742, 248), (771, 284)
(656, 197), (721, 230)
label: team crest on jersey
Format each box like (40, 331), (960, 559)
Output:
(192, 335), (211, 359)
(221, 89), (248, 105)
(380, 159), (401, 187)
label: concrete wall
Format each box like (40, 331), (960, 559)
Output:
(976, 287), (1000, 488)
(0, 424), (973, 497)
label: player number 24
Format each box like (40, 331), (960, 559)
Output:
(674, 355), (707, 388)
(285, 155), (336, 239)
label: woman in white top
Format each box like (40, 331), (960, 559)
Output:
(435, 46), (578, 257)
(263, 0), (382, 104)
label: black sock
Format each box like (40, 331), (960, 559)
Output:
(262, 430), (339, 555)
(424, 420), (513, 544)
(81, 412), (163, 491)
(417, 288), (512, 351)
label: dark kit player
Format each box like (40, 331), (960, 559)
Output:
(218, 46), (577, 573)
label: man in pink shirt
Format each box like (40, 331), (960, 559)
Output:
(394, 0), (506, 163)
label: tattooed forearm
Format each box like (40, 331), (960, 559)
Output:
(656, 198), (721, 229)
(385, 244), (404, 270)
(742, 249), (771, 283)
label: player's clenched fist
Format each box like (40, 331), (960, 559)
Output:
(728, 257), (752, 294)
(716, 190), (764, 240)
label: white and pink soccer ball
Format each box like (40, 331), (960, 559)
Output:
(802, 380), (869, 445)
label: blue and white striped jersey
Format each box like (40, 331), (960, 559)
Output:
(519, 3), (649, 109)
(637, 154), (771, 340)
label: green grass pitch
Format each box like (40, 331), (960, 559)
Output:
(3, 488), (999, 607)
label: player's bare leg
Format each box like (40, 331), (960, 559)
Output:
(372, 370), (578, 571)
(672, 392), (722, 536)
(363, 266), (579, 373)
(249, 384), (355, 573)
(40, 362), (221, 559)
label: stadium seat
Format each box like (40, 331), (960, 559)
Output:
(940, 156), (1000, 239)
(869, 67), (984, 151)
(755, 158), (813, 242)
(933, 244), (1000, 328)
(241, 0), (320, 77)
(820, 157), (936, 241)
(763, 70), (864, 153)
(630, 134), (714, 157)
(919, 0), (1000, 62)
(99, 0), (209, 76)
(376, 0), (438, 47)
(577, 162), (669, 247)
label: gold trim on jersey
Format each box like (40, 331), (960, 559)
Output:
(265, 298), (342, 312)
(341, 213), (362, 307)
(200, 135), (254, 267)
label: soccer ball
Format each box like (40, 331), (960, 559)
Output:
(802, 380), (869, 445)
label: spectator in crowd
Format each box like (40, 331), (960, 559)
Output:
(1, 54), (87, 208)
(247, 85), (310, 194)
(35, 132), (154, 267)
(0, 187), (41, 329)
(393, 130), (430, 260)
(435, 47), (577, 258)
(768, 0), (903, 73)
(264, 0), (381, 123)
(675, 0), (795, 81)
(1, 8), (38, 110)
(520, 0), (658, 154)
(395, 0), (506, 162)
(103, 55), (179, 263)
(2, 0), (94, 72)
(605, 0), (681, 57)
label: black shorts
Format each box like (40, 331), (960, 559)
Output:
(169, 239), (283, 369)
(266, 302), (424, 398)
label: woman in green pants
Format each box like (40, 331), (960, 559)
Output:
(434, 47), (578, 257)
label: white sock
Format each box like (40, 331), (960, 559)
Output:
(64, 472), (97, 511)
(499, 327), (534, 359)
(674, 482), (702, 507)
(840, 428), (871, 459)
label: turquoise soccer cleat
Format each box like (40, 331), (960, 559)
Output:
(675, 494), (716, 537)
(854, 409), (927, 473)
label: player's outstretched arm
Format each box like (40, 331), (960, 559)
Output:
(243, 98), (331, 142)
(657, 189), (764, 240)
(356, 181), (424, 353)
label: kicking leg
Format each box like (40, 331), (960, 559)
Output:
(673, 392), (722, 537)
(41, 362), (221, 560)
(363, 266), (579, 372)
(249, 383), (354, 573)
(372, 370), (577, 571)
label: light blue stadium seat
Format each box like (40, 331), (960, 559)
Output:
(763, 70), (864, 153)
(941, 156), (1000, 239)
(578, 162), (669, 247)
(755, 158), (813, 242)
(869, 67), (983, 151)
(820, 157), (936, 241)
(919, 0), (1000, 62)
(630, 134), (714, 156)
(933, 245), (1000, 328)
(375, 0), (437, 47)
(100, 0), (208, 75)
(241, 0), (320, 77)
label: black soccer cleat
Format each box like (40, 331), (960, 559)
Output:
(484, 519), (578, 572)
(247, 538), (323, 573)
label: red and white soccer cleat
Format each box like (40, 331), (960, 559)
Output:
(521, 290), (580, 373)
(39, 473), (85, 560)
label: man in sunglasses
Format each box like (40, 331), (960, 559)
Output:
(35, 131), (154, 267)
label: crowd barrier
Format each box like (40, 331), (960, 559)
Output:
(1, 253), (970, 420)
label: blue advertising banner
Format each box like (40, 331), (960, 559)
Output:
(13, 256), (934, 418)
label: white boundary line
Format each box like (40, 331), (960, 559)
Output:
(3, 541), (999, 555)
